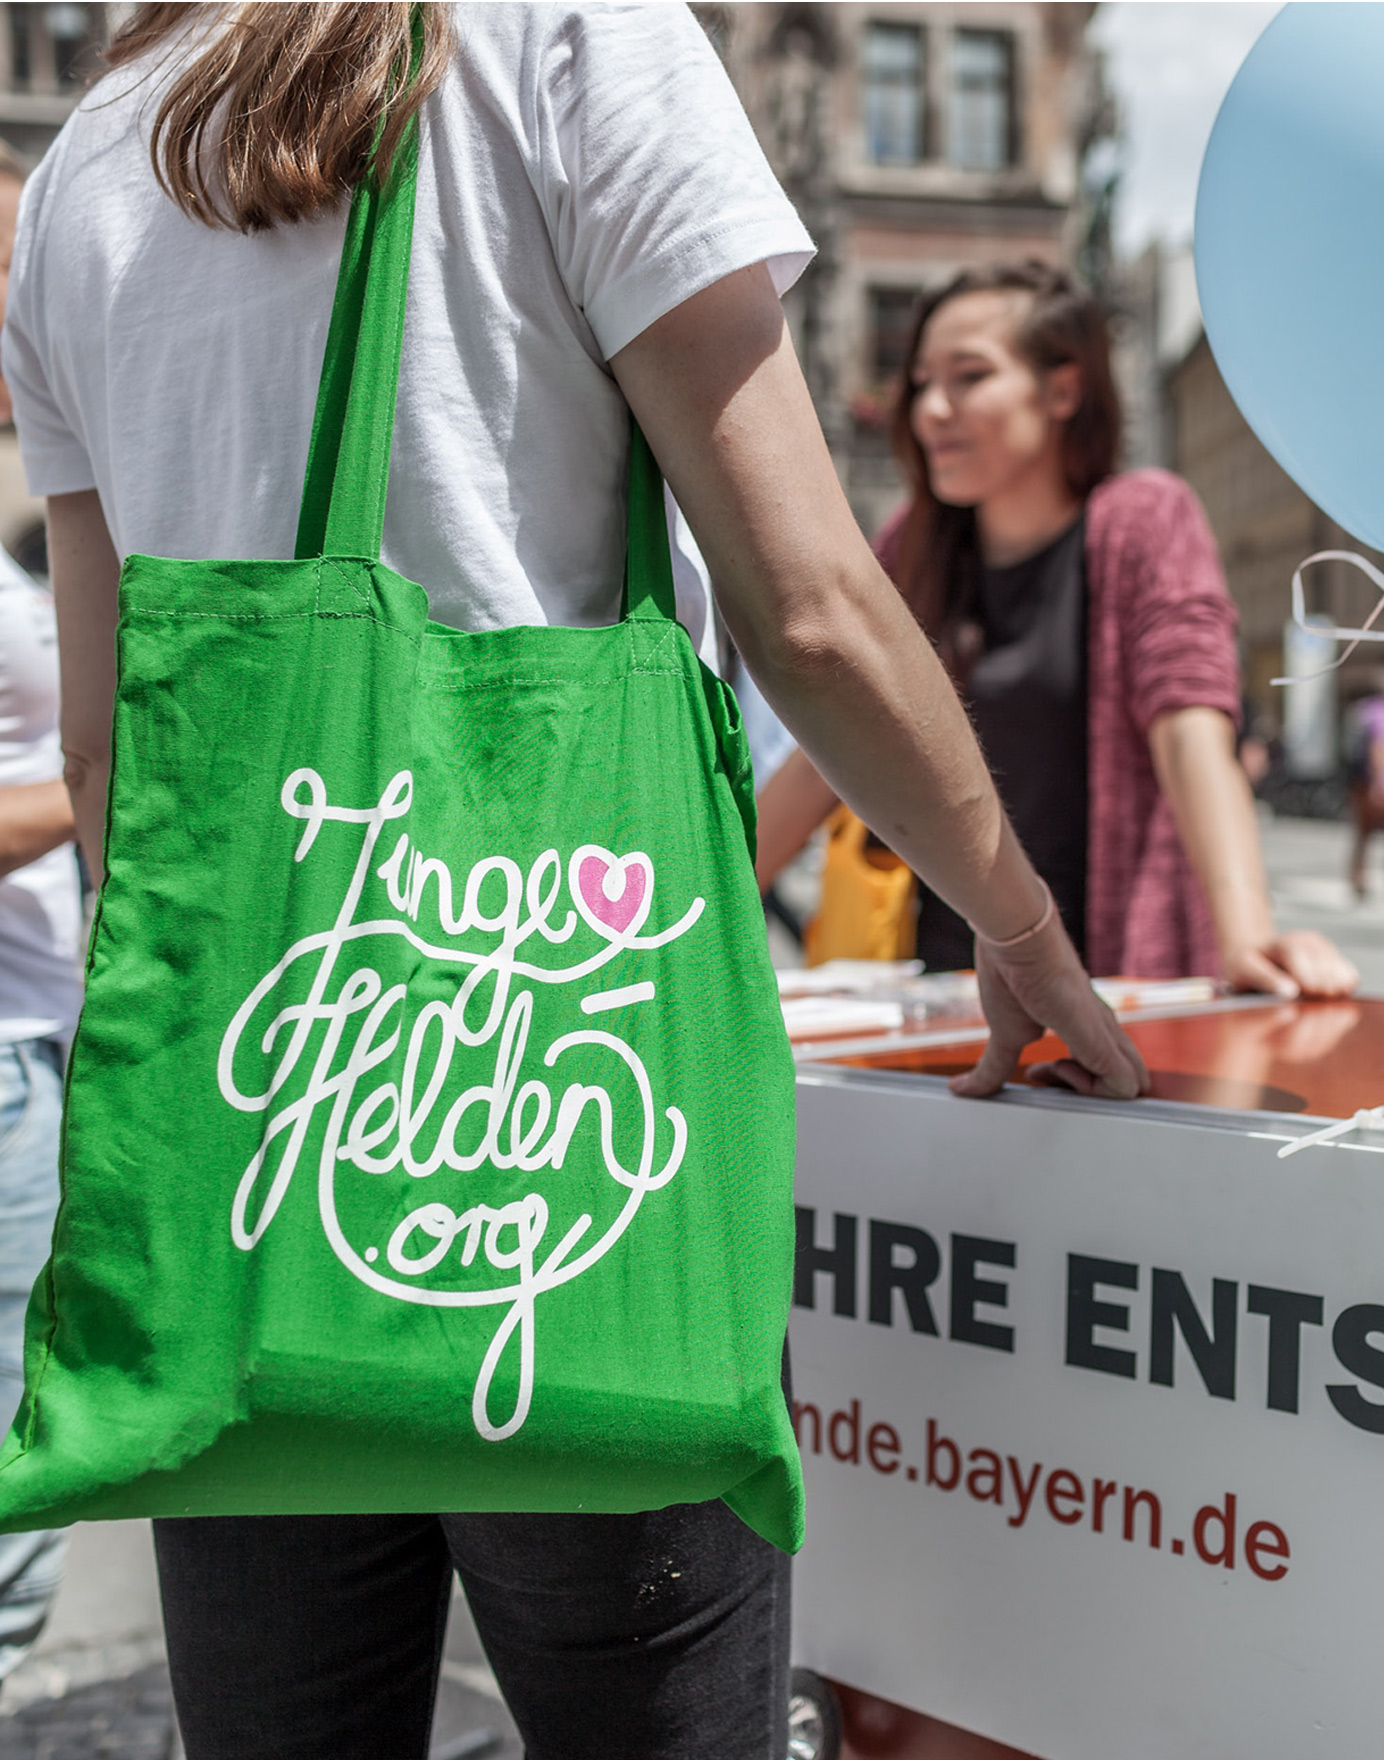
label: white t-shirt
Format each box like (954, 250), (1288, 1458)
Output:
(3, 3), (813, 657)
(0, 550), (82, 1044)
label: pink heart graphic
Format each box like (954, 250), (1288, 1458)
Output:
(578, 855), (646, 933)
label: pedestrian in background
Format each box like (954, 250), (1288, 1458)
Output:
(0, 138), (79, 1684)
(758, 261), (1358, 999)
(1345, 678), (1384, 898)
(5, 9), (1146, 1756)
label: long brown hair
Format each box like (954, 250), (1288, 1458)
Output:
(886, 261), (1121, 666)
(105, 3), (454, 233)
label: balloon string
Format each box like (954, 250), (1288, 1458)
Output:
(1271, 550), (1384, 687)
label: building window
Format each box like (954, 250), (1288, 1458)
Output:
(950, 29), (1015, 172)
(869, 287), (921, 386)
(8, 3), (31, 90)
(46, 3), (94, 85)
(863, 22), (925, 167)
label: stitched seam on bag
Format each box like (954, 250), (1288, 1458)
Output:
(312, 561), (421, 639)
(416, 666), (687, 694)
(118, 610), (419, 640)
(324, 557), (372, 609)
(121, 608), (320, 621)
(417, 675), (564, 693)
(629, 626), (678, 672)
(127, 560), (368, 621)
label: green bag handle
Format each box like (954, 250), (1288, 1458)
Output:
(294, 84), (677, 625)
(621, 423), (678, 623)
(293, 114), (420, 565)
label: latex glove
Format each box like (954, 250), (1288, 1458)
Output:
(951, 916), (1151, 1101)
(1222, 930), (1359, 1001)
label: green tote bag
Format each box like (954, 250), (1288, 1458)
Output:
(0, 117), (803, 1553)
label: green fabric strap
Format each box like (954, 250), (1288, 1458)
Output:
(621, 422), (677, 623)
(295, 101), (678, 626)
(294, 120), (420, 563)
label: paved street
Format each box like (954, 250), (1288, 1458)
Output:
(0, 1520), (521, 1757)
(0, 812), (1377, 1755)
(1257, 810), (1384, 991)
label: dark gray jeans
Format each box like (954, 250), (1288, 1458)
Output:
(154, 1499), (790, 1760)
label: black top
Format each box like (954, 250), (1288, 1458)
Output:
(914, 516), (1089, 971)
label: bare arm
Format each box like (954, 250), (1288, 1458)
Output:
(47, 489), (120, 887)
(1149, 705), (1357, 997)
(612, 266), (1147, 1099)
(612, 268), (1037, 938)
(753, 746), (837, 891)
(0, 779), (74, 878)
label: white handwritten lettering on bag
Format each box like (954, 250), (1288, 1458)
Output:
(0, 102), (802, 1554)
(218, 769), (704, 1442)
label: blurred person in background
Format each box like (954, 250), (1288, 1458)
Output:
(1345, 676), (1384, 898)
(758, 261), (1357, 1000)
(0, 138), (80, 1681)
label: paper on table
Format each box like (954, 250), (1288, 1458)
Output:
(777, 969), (1221, 1045)
(779, 996), (905, 1039)
(776, 960), (922, 997)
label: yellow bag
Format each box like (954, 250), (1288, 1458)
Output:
(803, 807), (917, 966)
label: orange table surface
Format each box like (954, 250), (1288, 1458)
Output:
(826, 995), (1384, 1120)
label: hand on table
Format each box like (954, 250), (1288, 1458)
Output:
(950, 917), (1150, 1102)
(1221, 931), (1359, 1001)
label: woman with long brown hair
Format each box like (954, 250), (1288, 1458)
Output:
(4, 14), (1147, 1758)
(760, 260), (1356, 997)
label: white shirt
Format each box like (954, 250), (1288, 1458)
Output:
(3, 3), (813, 658)
(0, 551), (82, 1044)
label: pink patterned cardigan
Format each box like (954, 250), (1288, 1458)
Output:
(876, 470), (1241, 979)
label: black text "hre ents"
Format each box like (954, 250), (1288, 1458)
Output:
(793, 1207), (1384, 1435)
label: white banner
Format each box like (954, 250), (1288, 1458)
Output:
(1281, 612), (1338, 779)
(789, 1066), (1384, 1759)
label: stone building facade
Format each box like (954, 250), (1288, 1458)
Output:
(1165, 330), (1384, 741)
(696, 2), (1111, 536)
(0, 2), (111, 159)
(0, 4), (123, 571)
(0, 4), (1111, 567)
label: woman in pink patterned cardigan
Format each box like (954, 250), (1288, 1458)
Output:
(758, 262), (1355, 994)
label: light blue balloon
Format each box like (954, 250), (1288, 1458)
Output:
(1196, 2), (1384, 550)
